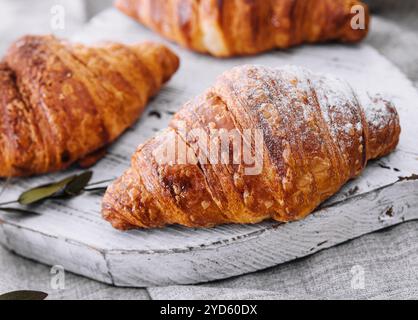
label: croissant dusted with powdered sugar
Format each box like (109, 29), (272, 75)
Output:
(115, 0), (370, 57)
(0, 35), (179, 177)
(102, 65), (401, 230)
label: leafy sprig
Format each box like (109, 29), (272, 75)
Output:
(0, 171), (113, 215)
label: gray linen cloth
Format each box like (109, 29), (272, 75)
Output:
(0, 0), (417, 300)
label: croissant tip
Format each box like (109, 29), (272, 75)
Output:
(102, 196), (132, 231)
(365, 95), (401, 160)
(157, 45), (180, 83)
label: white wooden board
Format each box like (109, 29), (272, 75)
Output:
(1, 9), (418, 287)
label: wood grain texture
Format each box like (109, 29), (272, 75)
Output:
(0, 9), (418, 287)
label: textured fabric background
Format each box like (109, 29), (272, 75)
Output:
(364, 0), (418, 88)
(0, 0), (417, 300)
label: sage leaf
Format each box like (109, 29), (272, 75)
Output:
(64, 171), (93, 196)
(18, 175), (76, 205)
(0, 290), (48, 300)
(0, 207), (40, 215)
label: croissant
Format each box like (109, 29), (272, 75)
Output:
(0, 35), (179, 177)
(102, 65), (401, 230)
(115, 0), (370, 57)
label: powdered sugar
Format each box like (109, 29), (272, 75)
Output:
(362, 93), (394, 130)
(213, 64), (371, 181)
(277, 66), (364, 158)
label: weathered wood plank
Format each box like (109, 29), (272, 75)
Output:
(1, 179), (417, 286)
(106, 179), (418, 286)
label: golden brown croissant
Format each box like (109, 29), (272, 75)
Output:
(115, 0), (370, 57)
(102, 65), (401, 230)
(0, 35), (179, 177)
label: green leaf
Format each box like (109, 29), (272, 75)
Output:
(64, 171), (93, 196)
(0, 290), (48, 300)
(0, 207), (40, 215)
(18, 175), (76, 205)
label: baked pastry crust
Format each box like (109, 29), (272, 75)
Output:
(0, 35), (179, 177)
(102, 65), (401, 230)
(115, 0), (370, 57)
